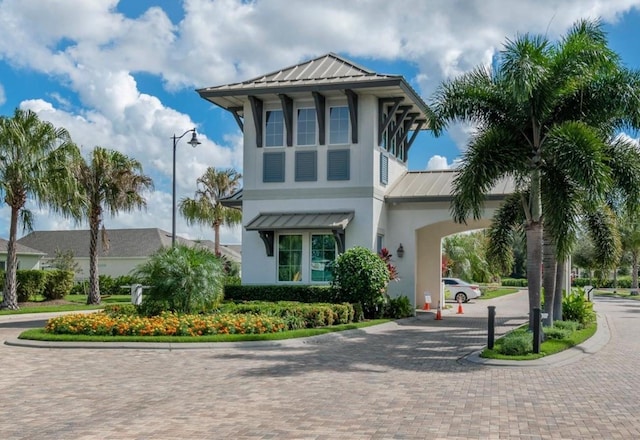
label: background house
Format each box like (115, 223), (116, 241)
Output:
(17, 228), (241, 280)
(0, 238), (46, 271)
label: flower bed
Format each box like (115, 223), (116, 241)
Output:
(45, 311), (287, 337)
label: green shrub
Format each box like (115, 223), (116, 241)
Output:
(384, 295), (414, 318)
(103, 304), (139, 317)
(70, 280), (88, 296)
(43, 270), (75, 300)
(219, 301), (354, 329)
(500, 278), (528, 287)
(542, 326), (571, 340)
(331, 246), (389, 318)
(223, 275), (241, 287)
(133, 244), (224, 315)
(553, 320), (580, 332)
(224, 284), (335, 303)
(562, 288), (595, 326)
(16, 270), (48, 302)
(571, 277), (631, 288)
(499, 331), (533, 355)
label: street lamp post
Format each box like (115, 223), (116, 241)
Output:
(172, 128), (201, 247)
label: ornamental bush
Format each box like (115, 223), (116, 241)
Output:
(133, 245), (224, 315)
(331, 246), (389, 318)
(562, 288), (595, 326)
(43, 270), (74, 300)
(499, 330), (533, 356)
(16, 270), (48, 302)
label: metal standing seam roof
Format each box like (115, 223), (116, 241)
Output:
(196, 52), (431, 129)
(245, 212), (355, 231)
(385, 170), (516, 202)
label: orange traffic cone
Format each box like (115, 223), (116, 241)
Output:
(435, 302), (442, 320)
(423, 301), (431, 311)
(457, 298), (464, 314)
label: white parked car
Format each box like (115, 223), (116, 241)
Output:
(443, 277), (482, 303)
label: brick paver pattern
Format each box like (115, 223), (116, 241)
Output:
(1, 291), (638, 439)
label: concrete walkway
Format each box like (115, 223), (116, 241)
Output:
(0, 292), (638, 439)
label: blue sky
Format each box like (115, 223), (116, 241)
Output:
(1, 0), (640, 243)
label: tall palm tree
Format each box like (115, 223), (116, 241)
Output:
(76, 147), (153, 305)
(179, 167), (242, 256)
(431, 19), (640, 329)
(0, 109), (80, 310)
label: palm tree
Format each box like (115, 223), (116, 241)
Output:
(619, 213), (640, 295)
(179, 167), (242, 256)
(76, 147), (153, 305)
(0, 109), (80, 310)
(431, 19), (640, 329)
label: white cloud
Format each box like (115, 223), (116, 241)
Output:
(2, 0), (640, 244)
(426, 155), (451, 171)
(0, 82), (5, 106)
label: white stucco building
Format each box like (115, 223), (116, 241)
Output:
(198, 53), (512, 307)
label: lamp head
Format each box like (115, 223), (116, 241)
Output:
(188, 130), (201, 148)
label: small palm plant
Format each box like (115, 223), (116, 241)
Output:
(133, 244), (224, 315)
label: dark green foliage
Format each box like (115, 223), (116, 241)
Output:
(499, 330), (533, 356)
(133, 244), (224, 315)
(331, 246), (389, 317)
(224, 284), (336, 303)
(219, 301), (354, 329)
(553, 320), (580, 332)
(43, 270), (74, 300)
(572, 277), (631, 288)
(542, 326), (571, 340)
(562, 288), (595, 325)
(384, 295), (414, 319)
(16, 270), (47, 302)
(223, 275), (241, 287)
(70, 280), (88, 296)
(500, 278), (529, 287)
(102, 303), (139, 317)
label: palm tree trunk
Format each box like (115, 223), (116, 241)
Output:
(631, 252), (639, 296)
(214, 221), (221, 257)
(542, 227), (557, 327)
(87, 214), (101, 305)
(526, 220), (543, 330)
(553, 258), (565, 321)
(0, 206), (20, 310)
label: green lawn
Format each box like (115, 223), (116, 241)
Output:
(594, 289), (640, 300)
(0, 294), (131, 315)
(479, 286), (520, 300)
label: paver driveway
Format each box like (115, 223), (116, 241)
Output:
(1, 291), (639, 439)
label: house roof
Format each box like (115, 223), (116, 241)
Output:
(245, 211), (354, 231)
(16, 228), (239, 261)
(197, 52), (431, 130)
(0, 238), (46, 255)
(385, 170), (516, 203)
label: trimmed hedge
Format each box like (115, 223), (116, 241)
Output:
(220, 301), (354, 329)
(224, 284), (337, 303)
(572, 277), (632, 288)
(501, 278), (528, 287)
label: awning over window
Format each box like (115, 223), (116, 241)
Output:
(245, 211), (354, 256)
(246, 211), (353, 231)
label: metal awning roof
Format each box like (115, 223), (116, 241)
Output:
(245, 211), (354, 231)
(385, 170), (515, 203)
